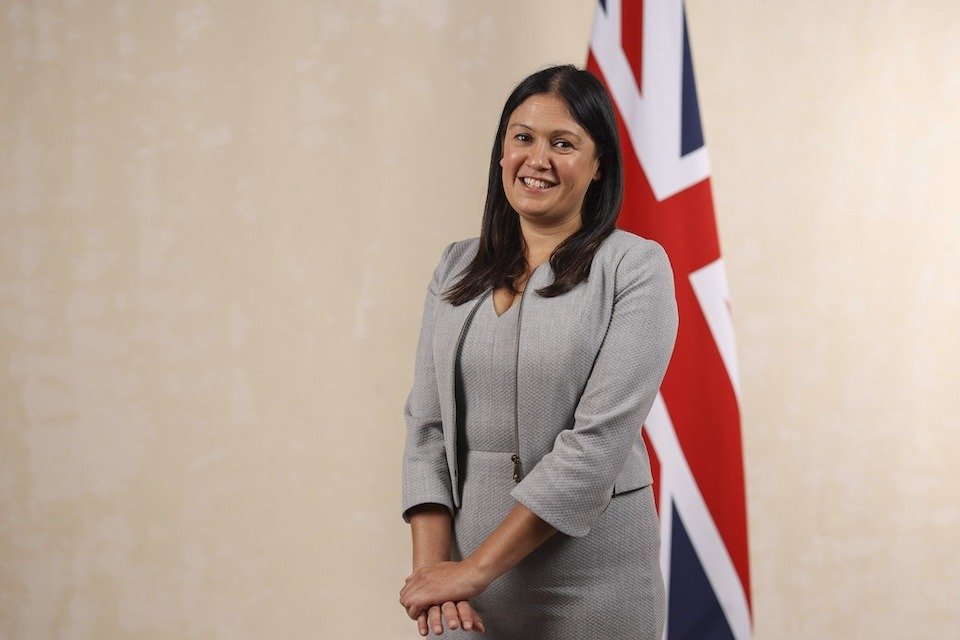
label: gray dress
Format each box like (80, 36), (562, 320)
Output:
(436, 293), (666, 640)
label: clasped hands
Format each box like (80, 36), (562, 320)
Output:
(399, 559), (490, 636)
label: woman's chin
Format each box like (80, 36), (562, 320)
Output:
(510, 199), (557, 217)
(515, 204), (579, 222)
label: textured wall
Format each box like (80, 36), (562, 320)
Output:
(0, 2), (595, 638)
(1, 1), (957, 638)
(686, 2), (960, 638)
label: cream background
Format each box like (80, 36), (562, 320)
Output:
(1, 1), (957, 638)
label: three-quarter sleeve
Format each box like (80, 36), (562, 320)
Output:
(400, 241), (457, 523)
(510, 240), (679, 537)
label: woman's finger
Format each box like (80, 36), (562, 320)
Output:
(441, 601), (461, 631)
(406, 601), (426, 620)
(428, 605), (443, 636)
(417, 611), (428, 637)
(455, 601), (473, 631)
(405, 600), (423, 620)
(456, 601), (485, 633)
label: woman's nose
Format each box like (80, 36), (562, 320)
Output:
(525, 142), (550, 170)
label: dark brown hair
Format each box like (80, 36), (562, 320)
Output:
(444, 64), (624, 305)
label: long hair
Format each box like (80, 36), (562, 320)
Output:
(444, 64), (624, 305)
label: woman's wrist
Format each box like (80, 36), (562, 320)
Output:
(458, 503), (556, 591)
(413, 553), (450, 571)
(461, 553), (496, 591)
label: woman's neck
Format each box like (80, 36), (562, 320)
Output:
(518, 214), (582, 267)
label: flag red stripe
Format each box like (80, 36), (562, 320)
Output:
(622, 0), (644, 91)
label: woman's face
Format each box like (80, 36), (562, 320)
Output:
(500, 93), (600, 227)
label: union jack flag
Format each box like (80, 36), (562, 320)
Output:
(588, 1), (752, 638)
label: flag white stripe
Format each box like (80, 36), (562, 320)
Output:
(658, 472), (674, 640)
(647, 394), (751, 640)
(689, 258), (742, 405)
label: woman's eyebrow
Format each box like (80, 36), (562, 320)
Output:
(507, 123), (583, 139)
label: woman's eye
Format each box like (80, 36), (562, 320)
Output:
(553, 139), (573, 149)
(515, 133), (531, 142)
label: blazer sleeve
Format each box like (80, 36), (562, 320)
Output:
(510, 240), (679, 537)
(400, 241), (457, 523)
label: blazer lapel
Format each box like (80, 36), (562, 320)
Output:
(433, 288), (491, 508)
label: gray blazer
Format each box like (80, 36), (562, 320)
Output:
(401, 229), (678, 538)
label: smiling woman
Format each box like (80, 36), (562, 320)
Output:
(500, 94), (601, 224)
(398, 65), (678, 639)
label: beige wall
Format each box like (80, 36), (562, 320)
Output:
(687, 2), (960, 638)
(1, 1), (956, 638)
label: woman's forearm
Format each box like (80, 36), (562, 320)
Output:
(408, 503), (453, 569)
(399, 502), (557, 617)
(464, 502), (557, 586)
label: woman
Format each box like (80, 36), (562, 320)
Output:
(398, 65), (678, 639)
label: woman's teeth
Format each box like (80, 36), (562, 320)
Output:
(522, 177), (553, 189)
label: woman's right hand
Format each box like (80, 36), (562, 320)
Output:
(407, 505), (482, 634)
(417, 600), (485, 636)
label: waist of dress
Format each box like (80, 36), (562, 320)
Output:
(461, 447), (514, 456)
(458, 450), (519, 490)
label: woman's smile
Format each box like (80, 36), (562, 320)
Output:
(519, 176), (558, 191)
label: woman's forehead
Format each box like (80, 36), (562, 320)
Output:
(507, 94), (586, 135)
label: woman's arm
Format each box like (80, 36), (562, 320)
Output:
(400, 501), (556, 619)
(407, 504), (486, 635)
(401, 241), (485, 634)
(465, 502), (556, 584)
(408, 504), (451, 635)
(409, 503), (452, 569)
(509, 240), (677, 537)
(401, 242), (459, 523)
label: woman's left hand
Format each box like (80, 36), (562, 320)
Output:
(399, 560), (489, 620)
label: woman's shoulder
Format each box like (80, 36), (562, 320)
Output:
(594, 230), (674, 302)
(446, 236), (481, 261)
(429, 236), (480, 288)
(599, 228), (672, 273)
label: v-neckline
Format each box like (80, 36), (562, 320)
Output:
(489, 261), (547, 319)
(491, 291), (520, 319)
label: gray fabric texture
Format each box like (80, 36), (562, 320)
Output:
(400, 229), (678, 638)
(440, 293), (664, 638)
(454, 293), (519, 454)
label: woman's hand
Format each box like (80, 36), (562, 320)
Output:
(416, 601), (486, 636)
(400, 560), (490, 620)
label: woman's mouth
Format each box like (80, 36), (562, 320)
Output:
(520, 176), (557, 190)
